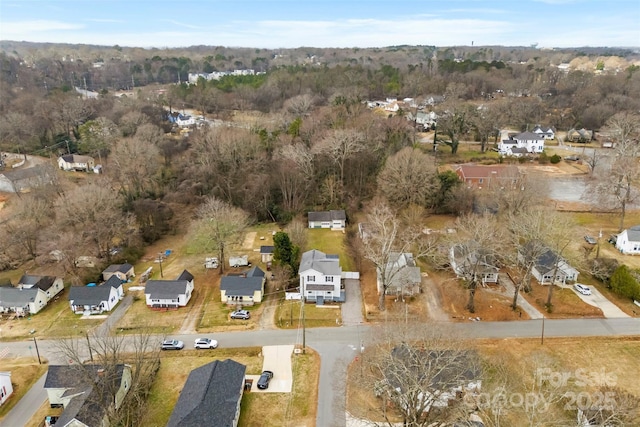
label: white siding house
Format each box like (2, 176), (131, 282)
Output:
(520, 243), (578, 285)
(57, 154), (95, 172)
(615, 226), (640, 254)
(532, 125), (555, 140)
(298, 250), (343, 302)
(0, 287), (48, 315)
(145, 270), (194, 309)
(68, 277), (124, 314)
(0, 372), (13, 406)
(498, 131), (545, 156)
(308, 210), (346, 230)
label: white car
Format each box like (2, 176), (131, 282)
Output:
(194, 338), (218, 349)
(573, 284), (592, 296)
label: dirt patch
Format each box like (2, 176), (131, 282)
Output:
(520, 282), (603, 318)
(242, 231), (257, 250)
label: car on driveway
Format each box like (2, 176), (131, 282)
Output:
(584, 236), (597, 244)
(161, 339), (184, 350)
(257, 370), (274, 389)
(573, 283), (592, 296)
(230, 309), (251, 320)
(194, 338), (218, 349)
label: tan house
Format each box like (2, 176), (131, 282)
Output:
(102, 263), (135, 282)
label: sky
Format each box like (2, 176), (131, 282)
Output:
(0, 0), (639, 49)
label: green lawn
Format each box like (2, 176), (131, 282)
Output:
(274, 298), (341, 328)
(306, 229), (355, 271)
(0, 359), (48, 419)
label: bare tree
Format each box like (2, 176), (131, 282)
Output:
(192, 196), (250, 274)
(110, 136), (160, 202)
(377, 147), (438, 208)
(449, 213), (503, 313)
(54, 329), (161, 427)
(359, 321), (481, 427)
(0, 194), (52, 260)
(314, 129), (365, 184)
(362, 202), (439, 311)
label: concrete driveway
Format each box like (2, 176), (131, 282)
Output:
(245, 345), (293, 392)
(570, 284), (630, 318)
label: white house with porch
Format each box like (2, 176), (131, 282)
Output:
(298, 250), (344, 303)
(498, 131), (545, 156)
(520, 243), (578, 284)
(145, 270), (194, 309)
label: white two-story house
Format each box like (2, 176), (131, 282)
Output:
(498, 131), (545, 157)
(298, 250), (343, 303)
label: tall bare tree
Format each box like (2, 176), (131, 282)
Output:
(192, 196), (250, 274)
(449, 213), (503, 313)
(377, 147), (438, 208)
(314, 129), (365, 184)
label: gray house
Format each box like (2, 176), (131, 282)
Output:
(68, 276), (124, 314)
(167, 359), (246, 427)
(17, 274), (64, 302)
(0, 286), (48, 315)
(220, 266), (266, 305)
(145, 270), (194, 309)
(308, 210), (346, 230)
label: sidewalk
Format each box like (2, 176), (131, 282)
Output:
(489, 275), (544, 319)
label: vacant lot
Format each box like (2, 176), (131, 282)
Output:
(143, 348), (318, 427)
(347, 336), (640, 425)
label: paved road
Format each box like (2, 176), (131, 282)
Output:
(2, 318), (640, 427)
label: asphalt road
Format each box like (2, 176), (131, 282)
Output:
(2, 318), (639, 427)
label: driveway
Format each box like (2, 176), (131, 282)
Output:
(245, 345), (293, 392)
(569, 284), (630, 318)
(341, 279), (364, 326)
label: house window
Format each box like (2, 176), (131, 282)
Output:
(479, 178), (484, 183)
(307, 276), (315, 282)
(308, 291), (313, 294)
(326, 276), (334, 282)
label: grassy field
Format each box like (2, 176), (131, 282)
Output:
(274, 298), (341, 328)
(347, 336), (640, 425)
(0, 358), (48, 420)
(142, 347), (318, 427)
(306, 228), (356, 271)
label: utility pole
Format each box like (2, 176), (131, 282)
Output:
(301, 296), (306, 353)
(157, 253), (164, 278)
(86, 332), (94, 362)
(33, 337), (42, 364)
(541, 314), (545, 345)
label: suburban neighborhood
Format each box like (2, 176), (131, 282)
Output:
(1, 20), (640, 427)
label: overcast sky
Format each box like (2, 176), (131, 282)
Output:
(0, 0), (638, 49)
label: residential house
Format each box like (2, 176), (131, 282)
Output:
(167, 359), (246, 427)
(298, 250), (344, 302)
(615, 225), (640, 254)
(0, 286), (48, 316)
(377, 252), (422, 296)
(57, 154), (96, 172)
(145, 270), (194, 309)
(532, 125), (555, 140)
(102, 263), (135, 282)
(260, 246), (274, 263)
(376, 344), (481, 413)
(449, 245), (499, 285)
(498, 131), (545, 156)
(0, 372), (13, 406)
(519, 242), (579, 284)
(566, 128), (594, 143)
(44, 364), (132, 427)
(0, 164), (52, 193)
(455, 164), (519, 188)
(68, 276), (124, 314)
(220, 266), (266, 305)
(308, 210), (346, 230)
(17, 274), (64, 303)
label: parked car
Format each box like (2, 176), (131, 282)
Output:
(194, 338), (218, 349)
(573, 284), (592, 296)
(584, 235), (597, 244)
(161, 339), (184, 350)
(230, 310), (251, 320)
(257, 370), (274, 389)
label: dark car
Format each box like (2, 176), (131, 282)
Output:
(161, 339), (184, 350)
(257, 370), (274, 389)
(230, 310), (251, 320)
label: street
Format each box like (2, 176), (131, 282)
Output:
(1, 317), (640, 426)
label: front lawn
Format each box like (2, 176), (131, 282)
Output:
(274, 298), (341, 328)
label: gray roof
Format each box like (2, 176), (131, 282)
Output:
(45, 364), (127, 427)
(308, 210), (346, 222)
(18, 274), (56, 290)
(220, 271), (264, 297)
(626, 225), (640, 242)
(103, 275), (123, 288)
(513, 131), (543, 141)
(299, 250), (342, 276)
(511, 146), (529, 154)
(167, 359), (246, 427)
(386, 253), (421, 287)
(103, 263), (134, 274)
(68, 284), (117, 306)
(2, 164), (50, 183)
(145, 280), (188, 299)
(0, 287), (39, 307)
(260, 245), (274, 254)
(177, 269), (194, 282)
